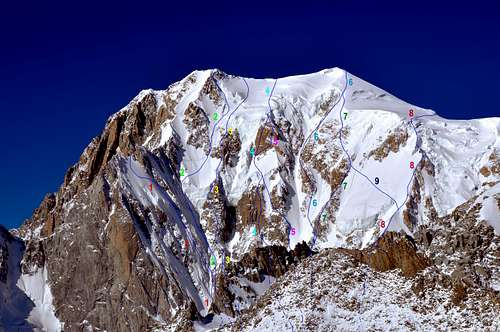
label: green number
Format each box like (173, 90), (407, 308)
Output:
(343, 112), (348, 120)
(213, 112), (219, 121)
(343, 182), (347, 189)
(180, 168), (185, 177)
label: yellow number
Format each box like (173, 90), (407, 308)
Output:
(225, 256), (230, 264)
(228, 128), (233, 135)
(214, 185), (219, 194)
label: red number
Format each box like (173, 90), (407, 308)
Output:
(379, 220), (385, 228)
(409, 109), (414, 117)
(184, 239), (189, 249)
(205, 298), (208, 306)
(410, 161), (415, 169)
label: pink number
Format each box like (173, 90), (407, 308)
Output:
(409, 109), (414, 117)
(410, 161), (415, 169)
(291, 227), (296, 236)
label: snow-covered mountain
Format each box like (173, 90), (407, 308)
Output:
(1, 68), (499, 331)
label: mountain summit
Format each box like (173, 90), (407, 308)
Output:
(1, 68), (499, 331)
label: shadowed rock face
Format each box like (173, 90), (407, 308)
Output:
(344, 232), (430, 278)
(0, 226), (12, 283)
(0, 225), (37, 330)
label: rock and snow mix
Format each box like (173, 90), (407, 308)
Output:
(1, 68), (498, 331)
(224, 249), (499, 332)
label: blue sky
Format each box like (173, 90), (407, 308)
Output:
(1, 0), (499, 229)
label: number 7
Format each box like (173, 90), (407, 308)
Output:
(343, 112), (348, 120)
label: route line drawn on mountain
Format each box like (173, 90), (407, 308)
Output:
(127, 70), (440, 329)
(337, 70), (436, 241)
(127, 156), (217, 309)
(253, 79), (297, 332)
(126, 75), (250, 312)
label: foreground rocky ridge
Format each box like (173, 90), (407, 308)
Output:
(1, 68), (499, 331)
(225, 230), (499, 331)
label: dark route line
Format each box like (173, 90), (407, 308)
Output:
(127, 71), (438, 330)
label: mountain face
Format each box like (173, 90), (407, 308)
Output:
(1, 68), (499, 331)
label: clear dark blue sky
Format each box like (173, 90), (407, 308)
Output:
(1, 1), (499, 229)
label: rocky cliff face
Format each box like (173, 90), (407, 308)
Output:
(2, 68), (499, 331)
